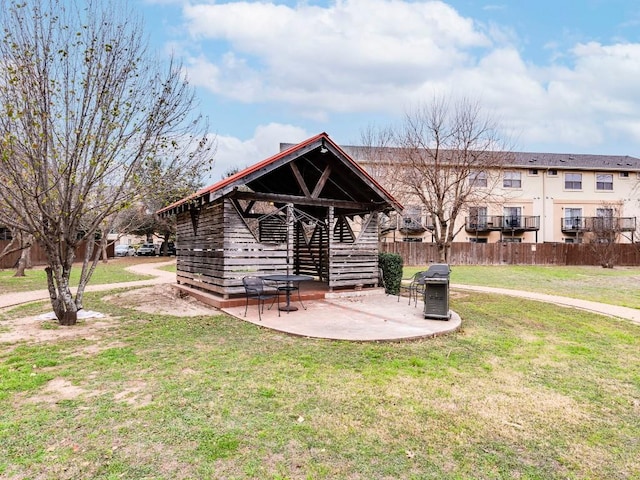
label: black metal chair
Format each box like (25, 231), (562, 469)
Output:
(243, 276), (279, 320)
(398, 271), (428, 306)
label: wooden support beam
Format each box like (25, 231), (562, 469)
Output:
(231, 198), (256, 217)
(312, 165), (332, 199)
(230, 189), (386, 211)
(289, 162), (312, 197)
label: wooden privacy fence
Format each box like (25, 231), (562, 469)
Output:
(380, 242), (640, 266)
(0, 240), (111, 269)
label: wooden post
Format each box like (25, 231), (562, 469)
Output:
(328, 206), (334, 291)
(286, 203), (293, 276)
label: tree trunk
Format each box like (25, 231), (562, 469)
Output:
(13, 248), (28, 277)
(45, 265), (79, 326)
(52, 292), (79, 326)
(25, 245), (32, 268)
(59, 309), (79, 326)
(161, 231), (171, 256)
(437, 243), (448, 263)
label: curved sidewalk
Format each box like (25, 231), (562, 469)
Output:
(451, 283), (640, 325)
(1, 263), (637, 339)
(0, 260), (176, 309)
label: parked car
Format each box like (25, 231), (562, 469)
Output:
(136, 243), (157, 256)
(160, 241), (176, 256)
(114, 244), (136, 257)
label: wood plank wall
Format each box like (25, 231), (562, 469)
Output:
(177, 199), (290, 297)
(328, 210), (380, 289)
(176, 202), (224, 294)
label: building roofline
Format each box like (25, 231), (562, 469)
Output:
(350, 146), (640, 171)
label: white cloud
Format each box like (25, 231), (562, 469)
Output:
(207, 123), (310, 184)
(181, 0), (490, 111)
(163, 0), (640, 155)
(516, 42), (640, 148)
(570, 42), (640, 103)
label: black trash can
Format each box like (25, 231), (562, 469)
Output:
(423, 264), (451, 320)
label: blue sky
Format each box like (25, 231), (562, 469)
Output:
(138, 0), (640, 182)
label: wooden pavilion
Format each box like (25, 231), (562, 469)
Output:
(157, 133), (402, 302)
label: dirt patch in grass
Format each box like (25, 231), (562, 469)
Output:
(0, 285), (219, 346)
(0, 314), (117, 345)
(25, 377), (97, 404)
(112, 379), (154, 407)
(103, 284), (220, 317)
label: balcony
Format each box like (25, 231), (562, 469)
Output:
(561, 217), (637, 233)
(398, 215), (436, 234)
(466, 215), (540, 233)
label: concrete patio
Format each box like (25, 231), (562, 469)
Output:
(221, 289), (462, 341)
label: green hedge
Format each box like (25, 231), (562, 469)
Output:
(378, 252), (403, 295)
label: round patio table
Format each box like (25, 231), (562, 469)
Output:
(262, 274), (313, 312)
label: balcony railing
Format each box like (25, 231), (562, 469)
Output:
(465, 215), (540, 233)
(398, 216), (426, 234)
(561, 217), (636, 233)
(397, 215), (437, 234)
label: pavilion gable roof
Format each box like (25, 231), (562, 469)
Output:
(158, 132), (403, 217)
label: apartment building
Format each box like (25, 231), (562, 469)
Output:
(348, 148), (640, 244)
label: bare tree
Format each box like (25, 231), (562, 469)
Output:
(361, 96), (512, 261)
(0, 0), (214, 324)
(585, 203), (625, 268)
(357, 125), (405, 238)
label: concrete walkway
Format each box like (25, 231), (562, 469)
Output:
(451, 283), (640, 326)
(0, 260), (176, 309)
(1, 262), (637, 341)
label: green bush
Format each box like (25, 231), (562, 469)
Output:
(378, 252), (403, 295)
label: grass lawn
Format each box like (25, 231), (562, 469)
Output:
(158, 263), (177, 273)
(404, 264), (640, 309)
(0, 257), (166, 294)
(1, 282), (639, 478)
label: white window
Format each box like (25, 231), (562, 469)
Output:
(594, 208), (614, 230)
(547, 169), (558, 176)
(596, 173), (613, 191)
(503, 171), (521, 188)
(469, 206), (488, 228)
(469, 171), (488, 188)
(596, 208), (613, 217)
(503, 207), (521, 228)
(564, 173), (582, 190)
(564, 208), (582, 229)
